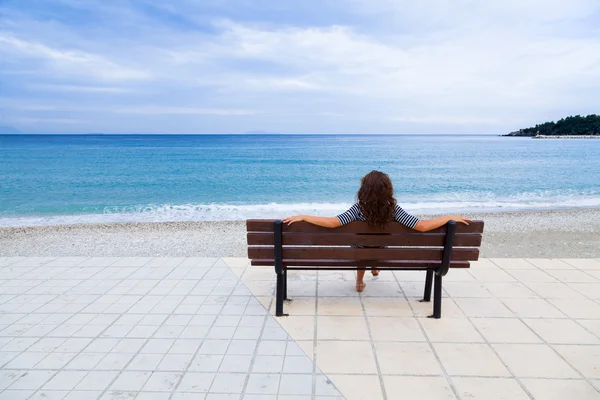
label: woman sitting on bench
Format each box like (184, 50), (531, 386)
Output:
(283, 170), (470, 292)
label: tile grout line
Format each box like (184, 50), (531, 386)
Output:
(238, 262), (281, 399)
(488, 258), (600, 395)
(0, 259), (102, 398)
(449, 298), (536, 398)
(493, 259), (599, 342)
(167, 257), (232, 399)
(312, 270), (346, 400)
(78, 258), (177, 400)
(358, 273), (388, 400)
(155, 259), (222, 399)
(8, 259), (150, 399)
(475, 259), (600, 340)
(312, 269), (320, 400)
(391, 270), (462, 400)
(210, 267), (256, 399)
(40, 257), (189, 398)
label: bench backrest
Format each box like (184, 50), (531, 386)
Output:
(246, 219), (484, 269)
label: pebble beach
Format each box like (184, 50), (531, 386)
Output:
(1, 208), (599, 258)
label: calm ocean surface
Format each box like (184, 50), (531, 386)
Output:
(1, 134), (599, 226)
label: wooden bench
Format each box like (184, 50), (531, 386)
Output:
(246, 219), (484, 318)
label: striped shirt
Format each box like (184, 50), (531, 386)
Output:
(336, 203), (420, 229)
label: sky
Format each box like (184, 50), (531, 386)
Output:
(1, 0), (599, 134)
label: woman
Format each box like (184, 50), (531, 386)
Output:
(283, 170), (470, 292)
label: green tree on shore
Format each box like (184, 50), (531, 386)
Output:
(509, 114), (600, 136)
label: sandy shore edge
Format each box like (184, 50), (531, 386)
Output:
(1, 208), (599, 258)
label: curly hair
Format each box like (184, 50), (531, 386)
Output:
(357, 170), (397, 229)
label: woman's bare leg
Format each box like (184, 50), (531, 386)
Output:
(356, 269), (366, 292)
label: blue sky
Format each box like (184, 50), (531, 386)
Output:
(1, 0), (599, 134)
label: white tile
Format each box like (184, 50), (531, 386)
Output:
(433, 343), (511, 377)
(9, 370), (56, 390)
(471, 318), (542, 343)
(4, 352), (48, 369)
(522, 379), (600, 400)
(325, 374), (379, 399)
(252, 355), (284, 373)
(526, 259), (574, 270)
(376, 342), (443, 375)
(219, 354), (252, 372)
(199, 340), (230, 355)
(225, 339), (258, 356)
(383, 376), (456, 400)
(452, 377), (530, 400)
(110, 371), (152, 391)
(75, 370), (119, 391)
(140, 339), (174, 354)
(43, 371), (88, 390)
(127, 354), (164, 371)
(245, 374), (280, 395)
(317, 316), (370, 340)
(524, 319), (600, 344)
(453, 298), (513, 317)
(501, 298), (565, 318)
(28, 390), (69, 400)
(0, 390), (36, 400)
(256, 341), (286, 356)
(493, 344), (579, 378)
(562, 259), (600, 269)
(35, 352), (77, 370)
(420, 317), (484, 343)
(209, 373), (246, 393)
(279, 374), (313, 395)
(177, 372), (215, 393)
(189, 354), (224, 372)
(169, 339), (202, 354)
(157, 354), (192, 371)
(94, 353), (134, 370)
(135, 392), (171, 400)
(548, 298), (600, 319)
(316, 341), (377, 374)
(282, 356), (313, 374)
(554, 345), (600, 379)
(142, 371), (182, 392)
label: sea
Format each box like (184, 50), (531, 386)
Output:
(1, 134), (599, 227)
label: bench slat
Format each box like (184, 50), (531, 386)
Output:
(247, 232), (482, 247)
(246, 219), (484, 234)
(251, 259), (470, 268)
(248, 246), (479, 261)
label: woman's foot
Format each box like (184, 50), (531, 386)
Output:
(356, 282), (366, 292)
(371, 269), (380, 276)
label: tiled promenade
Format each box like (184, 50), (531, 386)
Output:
(1, 257), (600, 399)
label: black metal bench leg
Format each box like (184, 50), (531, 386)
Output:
(283, 269), (288, 300)
(429, 273), (442, 319)
(275, 273), (288, 317)
(421, 270), (433, 302)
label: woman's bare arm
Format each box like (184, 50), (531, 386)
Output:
(282, 215), (341, 228)
(414, 216), (470, 232)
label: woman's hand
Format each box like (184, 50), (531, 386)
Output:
(450, 216), (471, 225)
(283, 215), (305, 225)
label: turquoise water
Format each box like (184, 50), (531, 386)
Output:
(1, 134), (599, 226)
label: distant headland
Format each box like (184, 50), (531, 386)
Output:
(504, 114), (600, 138)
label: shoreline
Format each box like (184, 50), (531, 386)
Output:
(1, 208), (599, 258)
(2, 204), (600, 228)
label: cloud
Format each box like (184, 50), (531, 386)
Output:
(30, 84), (134, 93)
(0, 34), (151, 81)
(1, 0), (599, 133)
(115, 107), (257, 115)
